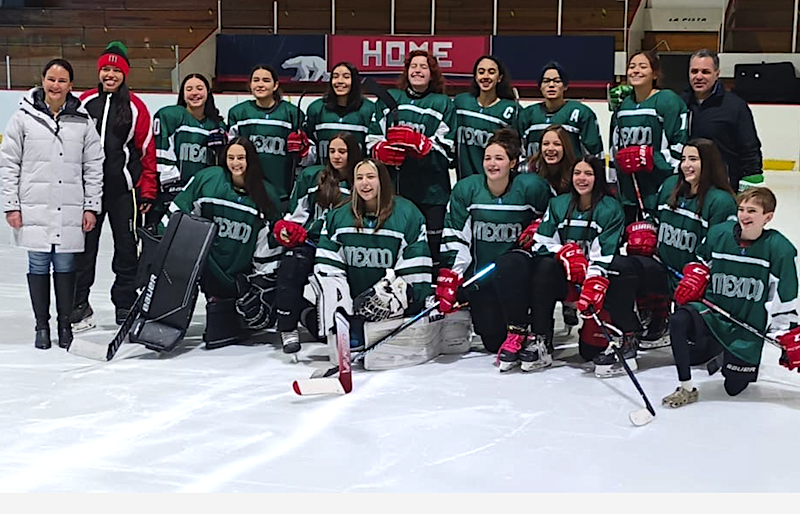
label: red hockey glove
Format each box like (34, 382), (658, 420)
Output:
(576, 275), (610, 314)
(435, 268), (464, 314)
(616, 145), (654, 174)
(778, 326), (800, 370)
(287, 130), (311, 158)
(556, 242), (588, 284)
(387, 125), (433, 158)
(272, 219), (308, 248)
(517, 218), (542, 251)
(674, 262), (710, 306)
(373, 140), (407, 167)
(625, 220), (658, 257)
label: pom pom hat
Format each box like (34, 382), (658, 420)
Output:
(97, 41), (130, 78)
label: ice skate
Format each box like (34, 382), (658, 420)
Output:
(639, 316), (670, 349)
(662, 386), (698, 408)
(281, 329), (301, 362)
(594, 332), (638, 378)
(519, 334), (553, 372)
(70, 302), (96, 333)
(496, 326), (526, 372)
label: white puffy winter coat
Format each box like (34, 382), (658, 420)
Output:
(0, 88), (104, 252)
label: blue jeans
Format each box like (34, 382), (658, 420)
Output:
(28, 247), (75, 275)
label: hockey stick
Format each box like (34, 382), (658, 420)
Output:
(67, 290), (146, 361)
(304, 262), (497, 381)
(587, 305), (657, 426)
(293, 309), (352, 395)
(362, 76), (399, 127)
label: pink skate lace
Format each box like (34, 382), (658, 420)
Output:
(495, 333), (526, 365)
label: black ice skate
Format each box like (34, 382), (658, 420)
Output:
(519, 334), (553, 372)
(639, 316), (670, 349)
(70, 302), (96, 333)
(561, 304), (579, 336)
(593, 332), (638, 378)
(281, 329), (301, 362)
(496, 326), (527, 372)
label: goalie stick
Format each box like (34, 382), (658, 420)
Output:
(362, 76), (399, 127)
(67, 290), (145, 361)
(294, 262), (497, 391)
(292, 309), (352, 395)
(587, 306), (657, 426)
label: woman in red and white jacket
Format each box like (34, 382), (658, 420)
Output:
(74, 41), (157, 330)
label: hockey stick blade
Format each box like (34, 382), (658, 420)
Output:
(294, 310), (352, 396)
(629, 408), (656, 427)
(67, 292), (144, 361)
(292, 377), (346, 395)
(362, 77), (399, 125)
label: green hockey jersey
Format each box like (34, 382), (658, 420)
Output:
(303, 97), (375, 165)
(610, 89), (688, 215)
(227, 99), (305, 202)
(534, 193), (625, 278)
(154, 105), (226, 188)
(315, 196), (432, 312)
(655, 174), (737, 288)
(159, 166), (281, 297)
(519, 100), (603, 158)
(441, 173), (551, 279)
(690, 220), (799, 365)
(367, 89), (455, 206)
(286, 164), (350, 244)
(453, 92), (521, 179)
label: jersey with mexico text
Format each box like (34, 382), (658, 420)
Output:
(441, 173), (551, 279)
(519, 100), (603, 158)
(453, 92), (520, 179)
(303, 97), (375, 165)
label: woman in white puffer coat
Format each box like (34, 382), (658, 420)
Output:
(1, 58), (104, 350)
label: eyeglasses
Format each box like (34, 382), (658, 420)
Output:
(541, 78), (563, 85)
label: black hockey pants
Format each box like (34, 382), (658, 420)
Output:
(605, 255), (670, 333)
(276, 243), (316, 332)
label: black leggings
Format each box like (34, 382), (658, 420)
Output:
(670, 305), (758, 396)
(606, 255), (670, 333)
(275, 244), (316, 332)
(418, 203), (446, 271)
(466, 281), (507, 353)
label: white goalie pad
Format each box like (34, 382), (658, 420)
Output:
(309, 271), (352, 339)
(362, 314), (443, 371)
(436, 309), (473, 355)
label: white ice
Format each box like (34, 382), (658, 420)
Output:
(2, 173), (800, 493)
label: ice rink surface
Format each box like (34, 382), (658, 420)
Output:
(2, 173), (800, 493)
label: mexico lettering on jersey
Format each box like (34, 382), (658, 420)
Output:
(691, 220), (799, 364)
(441, 173), (551, 278)
(654, 174), (737, 288)
(533, 194), (625, 278)
(366, 89), (455, 206)
(285, 164), (350, 244)
(315, 197), (432, 309)
(303, 98), (375, 165)
(453, 92), (520, 179)
(519, 100), (603, 159)
(610, 89), (688, 215)
(154, 105), (226, 186)
(159, 166), (282, 295)
(227, 99), (305, 202)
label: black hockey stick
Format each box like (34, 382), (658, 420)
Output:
(588, 305), (657, 426)
(68, 290), (146, 361)
(308, 262), (497, 379)
(362, 76), (399, 127)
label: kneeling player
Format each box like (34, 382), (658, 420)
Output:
(313, 159), (433, 353)
(437, 128), (550, 368)
(663, 187), (800, 408)
(523, 156), (628, 376)
(160, 137), (281, 348)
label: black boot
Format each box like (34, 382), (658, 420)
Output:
(27, 273), (51, 349)
(53, 272), (76, 349)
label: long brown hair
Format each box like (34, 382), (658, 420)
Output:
(396, 50), (446, 94)
(529, 124), (576, 194)
(628, 50), (661, 88)
(668, 138), (735, 212)
(316, 132), (362, 209)
(351, 159), (395, 231)
(224, 136), (277, 221)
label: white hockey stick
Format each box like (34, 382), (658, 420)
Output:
(292, 309), (352, 395)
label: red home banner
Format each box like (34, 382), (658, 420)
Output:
(328, 35), (490, 76)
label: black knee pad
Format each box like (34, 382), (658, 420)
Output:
(277, 248), (314, 288)
(204, 298), (247, 350)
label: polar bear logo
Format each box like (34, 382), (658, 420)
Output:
(281, 55), (330, 82)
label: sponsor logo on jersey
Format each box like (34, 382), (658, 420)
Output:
(398, 121), (427, 135)
(249, 134), (287, 156)
(473, 221), (522, 243)
(658, 223), (698, 252)
(711, 273), (764, 302)
(457, 126), (493, 148)
(619, 126), (653, 147)
(343, 246), (394, 268)
(179, 143), (208, 164)
(214, 216), (253, 243)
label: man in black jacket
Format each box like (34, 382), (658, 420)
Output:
(681, 49), (763, 191)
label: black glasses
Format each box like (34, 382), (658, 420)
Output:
(541, 78), (563, 85)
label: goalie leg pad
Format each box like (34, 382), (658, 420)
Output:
(362, 315), (443, 370)
(438, 309), (473, 355)
(204, 298), (248, 350)
(276, 246), (315, 331)
(309, 272), (353, 339)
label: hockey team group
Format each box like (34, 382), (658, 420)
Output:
(2, 40), (799, 417)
